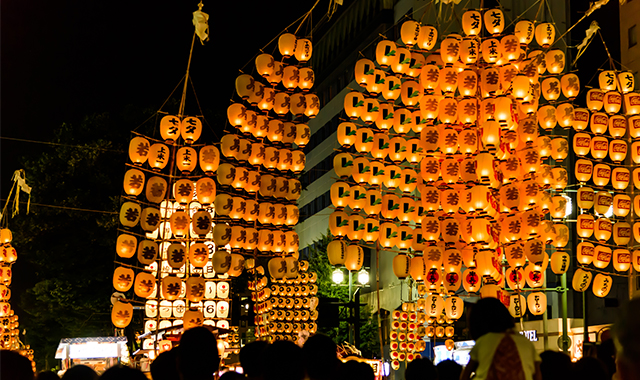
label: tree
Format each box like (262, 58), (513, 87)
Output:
(9, 109), (153, 370)
(306, 231), (380, 358)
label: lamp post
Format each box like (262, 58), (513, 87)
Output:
(332, 267), (370, 345)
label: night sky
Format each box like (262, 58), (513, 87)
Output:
(1, 0), (315, 199)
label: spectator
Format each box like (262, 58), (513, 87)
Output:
(150, 348), (180, 380)
(177, 327), (220, 380)
(338, 360), (374, 380)
(572, 357), (609, 380)
(436, 359), (461, 380)
(539, 350), (572, 380)
(98, 365), (146, 380)
(261, 341), (304, 380)
(405, 357), (438, 380)
(61, 365), (97, 380)
(302, 334), (340, 380)
(36, 371), (61, 380)
(461, 297), (541, 380)
(239, 340), (269, 380)
(219, 371), (245, 380)
(0, 350), (34, 380)
(613, 297), (640, 380)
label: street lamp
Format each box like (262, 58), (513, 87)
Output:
(357, 269), (370, 285)
(332, 268), (345, 284)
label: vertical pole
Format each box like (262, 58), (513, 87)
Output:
(542, 272), (549, 351)
(582, 287), (588, 346)
(349, 270), (354, 345)
(178, 32), (197, 118)
(561, 273), (569, 352)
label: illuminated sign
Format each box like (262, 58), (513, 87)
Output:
(68, 343), (119, 359)
(519, 330), (538, 342)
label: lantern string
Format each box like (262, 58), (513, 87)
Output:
(576, 264), (632, 278)
(504, 0), (543, 30)
(188, 76), (221, 141)
(0, 136), (124, 153)
(156, 75), (189, 119)
(0, 199), (118, 215)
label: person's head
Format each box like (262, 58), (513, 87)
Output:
(573, 357), (609, 380)
(435, 359), (461, 380)
(468, 297), (515, 340)
(613, 297), (640, 380)
(36, 371), (61, 380)
(338, 360), (374, 380)
(150, 348), (180, 380)
(539, 350), (572, 380)
(62, 365), (97, 380)
(177, 326), (220, 380)
(0, 350), (34, 380)
(98, 365), (147, 380)
(405, 357), (437, 380)
(239, 340), (269, 379)
(219, 371), (245, 380)
(261, 341), (304, 380)
(302, 334), (339, 380)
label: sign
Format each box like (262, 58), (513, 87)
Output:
(69, 342), (119, 359)
(519, 329), (538, 342)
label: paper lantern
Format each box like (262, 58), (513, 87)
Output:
(354, 128), (374, 153)
(460, 37), (480, 64)
(576, 213), (595, 238)
(341, 245), (364, 272)
(146, 143), (169, 171)
(576, 242), (595, 265)
(330, 182), (351, 209)
(571, 108), (589, 131)
(573, 133), (591, 157)
(326, 240), (347, 267)
(354, 58), (375, 87)
(278, 33), (296, 57)
(545, 49), (565, 74)
(462, 269), (481, 293)
(625, 93), (640, 114)
(379, 223), (399, 249)
(593, 164), (611, 187)
(480, 38), (501, 64)
(550, 137), (569, 162)
(604, 91), (623, 114)
(393, 254), (411, 280)
(593, 245), (612, 269)
(408, 256), (426, 281)
(591, 273), (612, 298)
(420, 64), (440, 91)
(439, 67), (458, 94)
(599, 70), (618, 91)
(112, 301), (133, 328)
(634, 250), (640, 272)
(383, 165), (402, 189)
(505, 267), (525, 291)
(461, 10), (482, 35)
(120, 202), (141, 228)
(573, 159), (593, 184)
(441, 37), (461, 65)
(484, 9), (504, 34)
(158, 115), (181, 143)
(535, 22), (555, 46)
(527, 292), (546, 316)
(113, 266), (134, 292)
(376, 40), (397, 68)
(480, 67), (500, 96)
(607, 115), (627, 138)
(294, 38), (312, 62)
(418, 24), (438, 50)
(537, 105), (557, 130)
(613, 194), (631, 218)
(611, 168), (630, 191)
(550, 251), (571, 275)
(609, 140), (628, 163)
(514, 19), (534, 44)
(181, 116), (202, 144)
(612, 249), (631, 272)
(392, 47), (412, 75)
(572, 268), (593, 292)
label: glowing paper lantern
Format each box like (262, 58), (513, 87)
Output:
(572, 268), (593, 292)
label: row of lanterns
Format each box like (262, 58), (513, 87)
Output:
(221, 31), (319, 341)
(0, 228), (21, 350)
(114, 120), (233, 334)
(325, 15), (574, 332)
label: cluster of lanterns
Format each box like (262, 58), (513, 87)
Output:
(325, 11), (590, 332)
(113, 117), (233, 353)
(0, 229), (20, 348)
(570, 67), (640, 298)
(251, 259), (320, 341)
(389, 290), (463, 369)
(219, 32), (320, 341)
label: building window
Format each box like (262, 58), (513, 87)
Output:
(630, 25), (637, 48)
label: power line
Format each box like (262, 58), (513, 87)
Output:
(1, 136), (124, 153)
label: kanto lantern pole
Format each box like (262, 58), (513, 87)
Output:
(178, 31), (197, 118)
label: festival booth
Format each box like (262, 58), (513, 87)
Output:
(55, 337), (129, 375)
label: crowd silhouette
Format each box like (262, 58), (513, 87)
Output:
(1, 297), (639, 380)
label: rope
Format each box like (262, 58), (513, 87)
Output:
(0, 136), (124, 153)
(0, 199), (118, 215)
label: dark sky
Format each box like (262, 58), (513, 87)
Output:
(1, 0), (315, 197)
